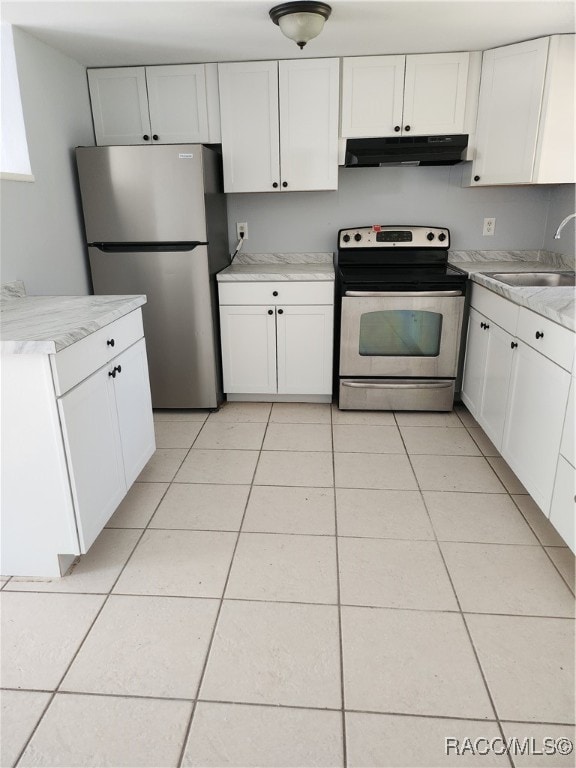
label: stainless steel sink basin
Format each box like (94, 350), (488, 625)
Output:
(485, 271), (576, 287)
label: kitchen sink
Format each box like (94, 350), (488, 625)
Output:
(485, 271), (576, 287)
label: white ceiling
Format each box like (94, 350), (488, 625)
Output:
(2, 0), (575, 67)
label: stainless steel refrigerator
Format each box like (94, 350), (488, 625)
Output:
(76, 144), (229, 409)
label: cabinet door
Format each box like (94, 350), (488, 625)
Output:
(146, 64), (209, 143)
(58, 365), (126, 552)
(461, 308), (489, 418)
(478, 321), (514, 450)
(471, 38), (549, 185)
(502, 341), (570, 512)
(341, 56), (405, 137)
(278, 59), (339, 191)
(218, 61), (280, 192)
(88, 68), (151, 146)
(403, 53), (469, 135)
(113, 339), (156, 487)
(220, 305), (277, 393)
(277, 305), (334, 395)
(549, 456), (576, 552)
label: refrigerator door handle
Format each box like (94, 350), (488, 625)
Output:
(90, 242), (208, 253)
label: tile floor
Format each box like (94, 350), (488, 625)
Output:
(1, 402), (575, 768)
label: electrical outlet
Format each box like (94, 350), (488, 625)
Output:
(236, 222), (248, 240)
(483, 217), (496, 236)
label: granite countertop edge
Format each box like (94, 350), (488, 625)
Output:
(217, 252), (335, 282)
(1, 295), (147, 355)
(453, 261), (575, 332)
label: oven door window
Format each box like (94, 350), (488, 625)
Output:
(359, 310), (442, 357)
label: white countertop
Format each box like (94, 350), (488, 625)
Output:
(1, 295), (147, 354)
(454, 261), (575, 332)
(217, 252), (335, 282)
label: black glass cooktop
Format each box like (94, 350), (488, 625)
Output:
(337, 263), (468, 292)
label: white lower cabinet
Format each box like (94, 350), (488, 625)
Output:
(501, 341), (570, 512)
(276, 305), (334, 395)
(1, 309), (155, 576)
(461, 283), (575, 547)
(219, 306), (277, 394)
(59, 360), (126, 552)
(59, 338), (155, 551)
(461, 307), (514, 448)
(218, 281), (334, 398)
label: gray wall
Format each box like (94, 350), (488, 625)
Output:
(543, 184), (576, 260)
(0, 28), (94, 295)
(226, 164), (556, 255)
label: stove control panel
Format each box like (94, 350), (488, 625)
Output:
(339, 226), (450, 249)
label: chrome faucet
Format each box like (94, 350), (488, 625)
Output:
(554, 213), (576, 239)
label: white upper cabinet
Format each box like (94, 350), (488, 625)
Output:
(403, 53), (470, 135)
(146, 64), (209, 144)
(341, 52), (476, 138)
(470, 35), (575, 185)
(88, 67), (151, 145)
(341, 55), (405, 137)
(279, 59), (340, 192)
(88, 64), (221, 146)
(218, 61), (280, 193)
(218, 58), (340, 193)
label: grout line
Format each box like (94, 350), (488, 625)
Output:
(175, 404), (272, 768)
(2, 588), (574, 620)
(330, 401), (348, 768)
(394, 415), (516, 768)
(3, 686), (575, 728)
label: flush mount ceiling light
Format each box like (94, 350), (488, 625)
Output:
(269, 2), (332, 49)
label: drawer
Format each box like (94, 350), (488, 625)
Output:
(218, 281), (334, 306)
(50, 309), (144, 395)
(470, 283), (519, 335)
(516, 307), (574, 371)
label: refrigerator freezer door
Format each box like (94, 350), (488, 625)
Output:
(77, 145), (209, 243)
(88, 245), (219, 408)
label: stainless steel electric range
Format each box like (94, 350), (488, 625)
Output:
(336, 225), (468, 411)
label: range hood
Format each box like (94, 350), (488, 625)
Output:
(344, 135), (468, 167)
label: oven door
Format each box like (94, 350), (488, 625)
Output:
(339, 291), (465, 378)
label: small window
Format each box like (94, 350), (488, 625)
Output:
(0, 23), (34, 181)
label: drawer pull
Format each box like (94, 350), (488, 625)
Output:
(535, 331), (544, 339)
(278, 308), (284, 315)
(273, 291), (278, 296)
(268, 309), (273, 315)
(107, 339), (115, 347)
(511, 342), (518, 349)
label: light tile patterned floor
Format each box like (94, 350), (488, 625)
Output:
(1, 402), (575, 768)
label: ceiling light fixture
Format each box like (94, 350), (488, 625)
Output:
(269, 2), (332, 49)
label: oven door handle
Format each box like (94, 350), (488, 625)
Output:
(341, 381), (453, 390)
(344, 290), (464, 297)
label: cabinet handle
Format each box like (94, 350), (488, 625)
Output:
(404, 125), (411, 132)
(282, 181), (288, 188)
(107, 338), (115, 347)
(272, 291), (278, 297)
(535, 331), (544, 339)
(108, 368), (117, 378)
(143, 135), (150, 141)
(152, 134), (159, 141)
(268, 309), (273, 315)
(116, 365), (122, 374)
(272, 182), (278, 188)
(511, 342), (518, 349)
(480, 322), (485, 329)
(474, 175), (480, 182)
(394, 125), (400, 132)
(277, 308), (284, 315)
